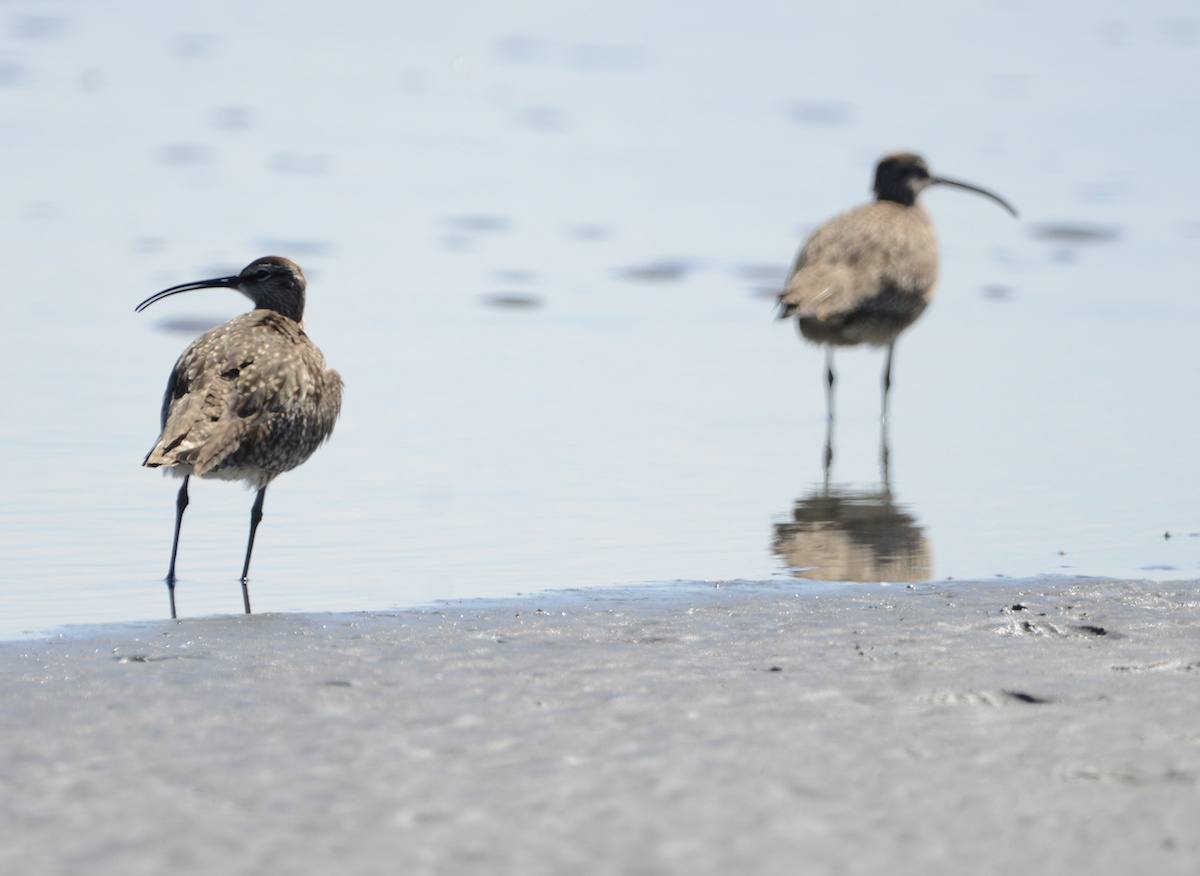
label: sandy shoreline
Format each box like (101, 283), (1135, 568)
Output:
(2, 577), (1199, 874)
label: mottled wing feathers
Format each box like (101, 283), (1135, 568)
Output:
(777, 201), (938, 320)
(776, 262), (862, 321)
(145, 311), (342, 479)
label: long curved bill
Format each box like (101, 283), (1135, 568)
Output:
(135, 275), (241, 313)
(932, 177), (1019, 218)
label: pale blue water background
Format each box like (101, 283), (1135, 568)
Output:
(2, 0), (1199, 638)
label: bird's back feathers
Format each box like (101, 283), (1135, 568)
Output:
(777, 201), (939, 345)
(144, 310), (343, 484)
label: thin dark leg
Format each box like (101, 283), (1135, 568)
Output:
(880, 343), (894, 487)
(166, 476), (189, 620)
(240, 487), (267, 614)
(824, 345), (836, 420)
(823, 412), (835, 490)
(880, 417), (892, 492)
(881, 342), (894, 425)
(823, 346), (836, 478)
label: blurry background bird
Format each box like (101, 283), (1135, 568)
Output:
(777, 151), (1017, 473)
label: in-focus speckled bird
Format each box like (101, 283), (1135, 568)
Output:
(777, 152), (1017, 427)
(136, 256), (343, 619)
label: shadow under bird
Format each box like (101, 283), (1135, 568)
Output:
(776, 152), (1017, 466)
(136, 256), (343, 619)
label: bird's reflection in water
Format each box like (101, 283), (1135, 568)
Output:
(773, 486), (931, 582)
(773, 433), (932, 583)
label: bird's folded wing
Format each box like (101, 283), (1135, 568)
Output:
(777, 203), (927, 320)
(776, 262), (860, 320)
(144, 313), (324, 476)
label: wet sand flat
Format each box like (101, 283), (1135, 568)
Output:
(2, 578), (1199, 874)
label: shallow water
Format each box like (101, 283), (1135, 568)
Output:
(2, 0), (1200, 638)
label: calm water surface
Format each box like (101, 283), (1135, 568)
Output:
(2, 1), (1200, 638)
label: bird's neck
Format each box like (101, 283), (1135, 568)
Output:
(875, 190), (918, 207)
(256, 294), (305, 323)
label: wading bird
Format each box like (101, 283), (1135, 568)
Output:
(136, 256), (343, 618)
(777, 152), (1017, 472)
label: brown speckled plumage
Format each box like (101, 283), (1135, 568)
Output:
(778, 198), (938, 348)
(136, 256), (343, 618)
(144, 308), (343, 490)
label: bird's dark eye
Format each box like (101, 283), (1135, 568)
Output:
(255, 268), (271, 280)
